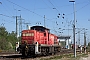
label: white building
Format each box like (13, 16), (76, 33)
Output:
(58, 36), (71, 49)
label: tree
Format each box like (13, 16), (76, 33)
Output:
(0, 26), (8, 38)
(0, 26), (8, 50)
(7, 31), (18, 49)
(0, 26), (18, 50)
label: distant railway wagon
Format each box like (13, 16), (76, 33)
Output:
(17, 26), (61, 57)
(71, 44), (79, 49)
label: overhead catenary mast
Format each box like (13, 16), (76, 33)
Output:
(44, 15), (45, 27)
(15, 15), (24, 38)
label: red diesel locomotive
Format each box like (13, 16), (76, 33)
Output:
(18, 26), (61, 57)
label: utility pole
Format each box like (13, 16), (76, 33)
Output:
(84, 31), (86, 46)
(67, 21), (70, 49)
(69, 0), (76, 57)
(16, 16), (18, 38)
(19, 15), (22, 32)
(80, 28), (87, 53)
(14, 16), (23, 38)
(19, 15), (24, 36)
(44, 15), (45, 27)
(83, 28), (87, 46)
(84, 28), (87, 53)
(77, 28), (88, 47)
(77, 29), (80, 46)
(76, 28), (83, 46)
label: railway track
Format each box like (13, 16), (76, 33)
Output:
(0, 49), (81, 60)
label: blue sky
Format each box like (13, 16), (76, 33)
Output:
(0, 0), (90, 45)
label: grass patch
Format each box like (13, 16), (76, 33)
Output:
(40, 55), (63, 60)
(40, 53), (88, 60)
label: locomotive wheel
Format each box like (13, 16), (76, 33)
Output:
(21, 44), (29, 57)
(25, 47), (29, 57)
(22, 50), (26, 57)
